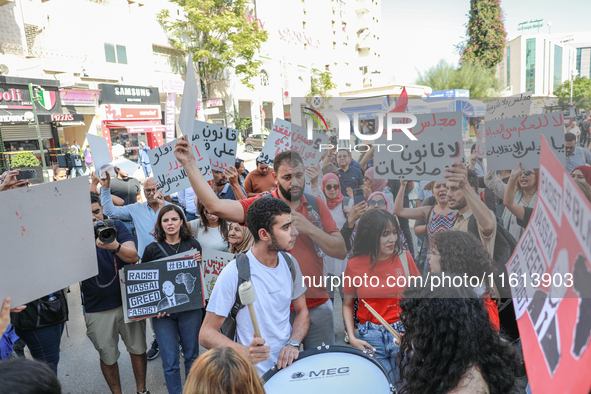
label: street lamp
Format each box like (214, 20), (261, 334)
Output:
(27, 83), (49, 182)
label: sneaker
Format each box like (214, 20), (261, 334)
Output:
(344, 331), (350, 344)
(147, 339), (159, 360)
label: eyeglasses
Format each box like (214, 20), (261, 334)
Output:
(520, 170), (535, 177)
(368, 199), (386, 207)
(325, 184), (339, 191)
(144, 188), (157, 194)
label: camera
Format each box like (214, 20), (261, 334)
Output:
(94, 219), (118, 244)
(56, 153), (83, 169)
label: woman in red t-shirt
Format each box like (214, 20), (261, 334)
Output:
(342, 209), (420, 387)
(429, 231), (500, 330)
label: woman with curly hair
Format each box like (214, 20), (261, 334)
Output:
(142, 204), (203, 394)
(342, 209), (420, 386)
(397, 282), (519, 394)
(430, 231), (500, 330)
(183, 347), (265, 394)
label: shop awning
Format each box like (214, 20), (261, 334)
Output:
(105, 121), (166, 134)
(340, 97), (390, 120)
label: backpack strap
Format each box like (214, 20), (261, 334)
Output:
(304, 192), (319, 214)
(279, 251), (296, 283)
(398, 251), (409, 279)
(156, 242), (169, 257)
(229, 253), (251, 320)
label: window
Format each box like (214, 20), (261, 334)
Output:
(260, 70), (269, 86)
(554, 45), (563, 89)
(303, 21), (306, 29)
(333, 42), (336, 50)
(360, 66), (368, 75)
(104, 43), (127, 64)
(153, 46), (186, 74)
(105, 43), (127, 64)
(507, 46), (511, 87)
(576, 48), (581, 76)
(525, 38), (536, 92)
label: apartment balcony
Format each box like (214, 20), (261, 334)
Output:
(355, 0), (369, 14)
(356, 30), (372, 50)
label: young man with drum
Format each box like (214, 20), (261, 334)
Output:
(199, 197), (310, 375)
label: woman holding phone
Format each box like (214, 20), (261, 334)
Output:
(342, 209), (420, 387)
(142, 204), (203, 394)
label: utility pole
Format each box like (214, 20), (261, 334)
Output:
(28, 83), (49, 182)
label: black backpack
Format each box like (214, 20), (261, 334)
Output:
(220, 251), (296, 340)
(464, 214), (518, 299)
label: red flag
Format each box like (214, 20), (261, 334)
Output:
(390, 86), (408, 113)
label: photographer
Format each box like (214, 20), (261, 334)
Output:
(81, 192), (149, 394)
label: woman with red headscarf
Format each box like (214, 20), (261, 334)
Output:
(321, 173), (353, 305)
(571, 165), (591, 185)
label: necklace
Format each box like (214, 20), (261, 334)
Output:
(166, 240), (182, 254)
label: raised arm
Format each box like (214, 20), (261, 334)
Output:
(392, 180), (430, 221)
(484, 170), (506, 199)
(503, 164), (526, 221)
(98, 174), (132, 221)
(174, 137), (246, 223)
(225, 166), (247, 200)
(359, 145), (374, 172)
(307, 165), (327, 204)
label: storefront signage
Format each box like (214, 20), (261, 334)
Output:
(101, 104), (162, 121)
(0, 82), (62, 115)
(206, 99), (223, 107)
(37, 114), (85, 123)
(278, 27), (320, 48)
(0, 114), (29, 123)
(101, 84), (160, 105)
(518, 18), (544, 32)
(162, 80), (185, 94)
(60, 89), (100, 107)
(0, 87), (24, 105)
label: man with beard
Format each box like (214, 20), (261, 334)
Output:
(174, 137), (346, 349)
(444, 162), (497, 257)
(199, 197), (310, 374)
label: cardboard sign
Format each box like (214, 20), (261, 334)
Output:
(121, 256), (204, 322)
(201, 247), (236, 301)
(485, 113), (565, 170)
(505, 135), (591, 393)
(258, 118), (328, 170)
(191, 120), (239, 171)
(86, 133), (114, 178)
(373, 112), (463, 181)
(478, 92), (533, 158)
(0, 177), (98, 307)
(178, 54), (199, 135)
(148, 138), (213, 195)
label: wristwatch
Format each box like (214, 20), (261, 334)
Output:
(287, 340), (300, 348)
(114, 243), (122, 254)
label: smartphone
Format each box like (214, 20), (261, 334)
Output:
(352, 188), (364, 206)
(16, 169), (37, 180)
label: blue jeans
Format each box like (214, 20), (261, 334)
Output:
(152, 309), (203, 394)
(185, 211), (197, 221)
(15, 322), (65, 375)
(141, 163), (151, 178)
(358, 320), (405, 388)
(71, 167), (85, 178)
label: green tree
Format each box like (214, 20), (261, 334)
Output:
(553, 76), (591, 111)
(224, 103), (252, 143)
(307, 71), (337, 98)
(415, 60), (499, 97)
(11, 151), (40, 168)
(458, 0), (507, 69)
(157, 0), (268, 97)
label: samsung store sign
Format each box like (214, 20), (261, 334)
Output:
(100, 84), (160, 105)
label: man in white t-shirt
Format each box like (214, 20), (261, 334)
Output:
(200, 197), (310, 374)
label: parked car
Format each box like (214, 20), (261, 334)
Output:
(244, 133), (267, 152)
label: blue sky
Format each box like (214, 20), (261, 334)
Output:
(381, 0), (591, 84)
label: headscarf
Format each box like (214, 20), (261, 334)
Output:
(573, 166), (591, 184)
(229, 225), (255, 254)
(321, 173), (344, 210)
(365, 167), (388, 193)
(368, 191), (391, 213)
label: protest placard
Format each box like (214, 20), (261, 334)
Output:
(148, 138), (213, 195)
(86, 133), (115, 178)
(178, 54), (199, 135)
(258, 118), (328, 170)
(505, 135), (591, 393)
(191, 120), (239, 171)
(0, 177), (98, 307)
(478, 92), (533, 158)
(485, 113), (565, 170)
(373, 111), (463, 181)
(201, 247), (236, 301)
(121, 256), (204, 322)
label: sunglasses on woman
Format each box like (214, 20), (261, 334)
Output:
(521, 170), (535, 177)
(325, 184), (339, 191)
(368, 199), (386, 207)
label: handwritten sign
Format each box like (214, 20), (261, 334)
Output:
(201, 247), (235, 301)
(191, 120), (239, 171)
(373, 112), (463, 181)
(121, 256), (204, 322)
(485, 113), (565, 170)
(505, 135), (591, 393)
(148, 138), (213, 195)
(258, 118), (328, 170)
(485, 92), (532, 122)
